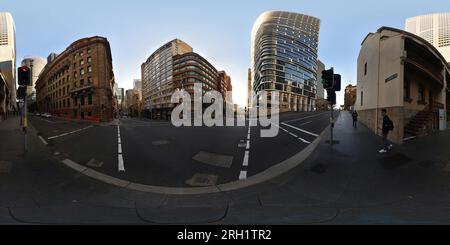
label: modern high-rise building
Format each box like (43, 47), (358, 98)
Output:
(21, 56), (47, 101)
(251, 11), (321, 112)
(141, 39), (193, 119)
(0, 12), (16, 114)
(142, 39), (230, 119)
(316, 59), (325, 99)
(36, 36), (116, 122)
(405, 13), (450, 62)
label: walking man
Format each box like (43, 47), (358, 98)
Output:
(379, 109), (394, 153)
(351, 110), (358, 128)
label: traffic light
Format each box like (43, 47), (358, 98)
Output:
(17, 86), (27, 100)
(327, 90), (336, 105)
(18, 66), (32, 86)
(333, 74), (341, 92)
(321, 68), (334, 89)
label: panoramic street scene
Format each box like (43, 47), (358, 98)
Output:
(1, 0), (450, 230)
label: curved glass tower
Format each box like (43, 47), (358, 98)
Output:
(251, 11), (320, 112)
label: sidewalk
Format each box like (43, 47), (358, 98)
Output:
(278, 110), (450, 224)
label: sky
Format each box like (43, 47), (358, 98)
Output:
(2, 0), (450, 106)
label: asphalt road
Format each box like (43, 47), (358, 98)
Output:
(29, 111), (338, 187)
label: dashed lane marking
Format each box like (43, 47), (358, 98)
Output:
(117, 124), (125, 172)
(239, 171), (247, 180)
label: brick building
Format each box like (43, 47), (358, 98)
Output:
(36, 36), (116, 122)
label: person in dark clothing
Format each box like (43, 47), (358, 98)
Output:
(351, 110), (358, 128)
(379, 109), (394, 153)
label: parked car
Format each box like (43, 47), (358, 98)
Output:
(41, 113), (52, 118)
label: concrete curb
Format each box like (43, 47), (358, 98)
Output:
(59, 113), (340, 195)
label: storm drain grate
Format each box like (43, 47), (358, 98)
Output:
(86, 159), (104, 168)
(186, 173), (218, 187)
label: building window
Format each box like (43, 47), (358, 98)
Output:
(360, 91), (364, 106)
(364, 62), (367, 76)
(404, 79), (411, 100)
(87, 77), (92, 84)
(87, 48), (91, 54)
(80, 79), (84, 86)
(88, 94), (92, 105)
(80, 69), (85, 75)
(80, 60), (84, 66)
(87, 57), (92, 63)
(88, 111), (92, 117)
(88, 66), (92, 73)
(67, 98), (70, 107)
(418, 82), (425, 102)
(81, 95), (85, 106)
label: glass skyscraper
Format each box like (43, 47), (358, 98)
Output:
(251, 11), (320, 112)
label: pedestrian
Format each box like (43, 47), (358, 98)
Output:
(379, 109), (394, 153)
(352, 110), (358, 128)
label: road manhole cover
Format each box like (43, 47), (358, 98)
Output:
(152, 140), (170, 146)
(186, 173), (218, 187)
(0, 161), (12, 173)
(310, 164), (328, 174)
(193, 151), (233, 168)
(378, 153), (412, 169)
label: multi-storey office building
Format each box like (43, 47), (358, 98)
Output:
(0, 12), (16, 114)
(406, 13), (450, 62)
(251, 11), (321, 112)
(141, 39), (193, 119)
(142, 39), (230, 119)
(218, 71), (232, 101)
(36, 36), (116, 122)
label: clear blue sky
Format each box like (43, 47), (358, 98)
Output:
(3, 0), (450, 106)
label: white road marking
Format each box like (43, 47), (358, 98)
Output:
(299, 121), (313, 126)
(47, 125), (93, 140)
(117, 125), (125, 172)
(118, 154), (125, 172)
(239, 171), (247, 180)
(283, 112), (328, 124)
(272, 123), (311, 144)
(239, 126), (251, 180)
(281, 122), (319, 137)
(243, 151), (249, 166)
(38, 136), (48, 145)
